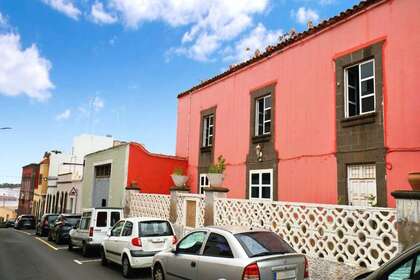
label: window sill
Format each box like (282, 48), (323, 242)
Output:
(341, 112), (376, 127)
(252, 134), (271, 144)
(200, 146), (212, 153)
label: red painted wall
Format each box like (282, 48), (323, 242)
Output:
(176, 0), (420, 207)
(127, 143), (188, 194)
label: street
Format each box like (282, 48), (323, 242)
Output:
(0, 228), (152, 280)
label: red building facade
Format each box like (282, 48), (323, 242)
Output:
(175, 0), (420, 207)
(17, 164), (39, 215)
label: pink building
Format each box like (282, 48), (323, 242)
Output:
(175, 0), (420, 207)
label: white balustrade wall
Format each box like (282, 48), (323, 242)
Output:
(128, 193), (171, 220)
(214, 198), (398, 269)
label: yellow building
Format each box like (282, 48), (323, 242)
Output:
(33, 153), (49, 219)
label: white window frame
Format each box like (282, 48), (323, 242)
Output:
(344, 59), (376, 118)
(199, 173), (209, 194)
(249, 169), (273, 200)
(202, 114), (214, 147)
(255, 95), (271, 136)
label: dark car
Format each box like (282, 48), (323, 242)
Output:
(353, 243), (420, 280)
(6, 219), (16, 227)
(48, 214), (81, 244)
(14, 215), (36, 230)
(36, 213), (58, 236)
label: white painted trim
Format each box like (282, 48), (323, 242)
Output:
(249, 169), (273, 200)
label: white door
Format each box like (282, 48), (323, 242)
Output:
(347, 164), (377, 206)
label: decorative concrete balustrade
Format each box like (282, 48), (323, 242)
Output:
(214, 198), (398, 269)
(126, 189), (398, 271)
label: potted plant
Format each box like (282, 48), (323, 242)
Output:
(208, 155), (226, 188)
(408, 172), (420, 191)
(171, 167), (188, 187)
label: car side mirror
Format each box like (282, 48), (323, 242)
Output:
(106, 230), (111, 237)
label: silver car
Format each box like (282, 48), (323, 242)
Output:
(152, 226), (310, 280)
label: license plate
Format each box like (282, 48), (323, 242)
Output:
(274, 270), (296, 280)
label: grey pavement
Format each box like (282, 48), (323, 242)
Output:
(0, 228), (152, 280)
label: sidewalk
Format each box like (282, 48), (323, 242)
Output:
(309, 257), (367, 280)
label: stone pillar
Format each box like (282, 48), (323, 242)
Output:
(203, 187), (229, 226)
(169, 186), (190, 224)
(123, 182), (141, 218)
(391, 190), (420, 252)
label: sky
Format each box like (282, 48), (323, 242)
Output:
(0, 0), (360, 183)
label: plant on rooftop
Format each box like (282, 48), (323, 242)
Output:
(208, 155), (226, 188)
(171, 167), (188, 187)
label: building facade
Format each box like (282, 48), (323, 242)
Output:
(17, 164), (39, 215)
(45, 134), (114, 214)
(175, 0), (420, 207)
(33, 155), (49, 218)
(81, 142), (187, 209)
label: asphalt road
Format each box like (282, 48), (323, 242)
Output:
(0, 228), (152, 280)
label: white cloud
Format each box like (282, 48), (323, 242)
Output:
(42, 0), (81, 20)
(292, 7), (319, 25)
(56, 109), (71, 120)
(109, 0), (269, 61)
(92, 96), (104, 111)
(224, 23), (283, 62)
(319, 0), (335, 5)
(91, 2), (117, 24)
(0, 33), (54, 101)
(0, 12), (6, 26)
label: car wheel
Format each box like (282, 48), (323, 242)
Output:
(153, 264), (165, 280)
(81, 242), (89, 257)
(122, 255), (133, 278)
(68, 239), (73, 251)
(100, 247), (108, 266)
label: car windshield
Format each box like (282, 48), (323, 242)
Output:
(64, 217), (81, 225)
(235, 231), (295, 258)
(138, 221), (173, 237)
(47, 215), (58, 223)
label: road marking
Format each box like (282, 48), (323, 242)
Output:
(13, 229), (33, 236)
(35, 237), (59, 251)
(73, 259), (101, 265)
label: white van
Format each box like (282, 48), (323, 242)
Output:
(69, 207), (123, 256)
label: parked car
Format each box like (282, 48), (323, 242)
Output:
(69, 207), (123, 256)
(14, 215), (36, 230)
(36, 213), (58, 236)
(353, 243), (420, 280)
(101, 217), (176, 278)
(6, 219), (16, 228)
(152, 226), (310, 280)
(48, 214), (81, 244)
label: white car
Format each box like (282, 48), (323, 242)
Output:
(101, 217), (177, 278)
(69, 207), (123, 256)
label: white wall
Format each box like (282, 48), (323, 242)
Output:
(72, 134), (114, 159)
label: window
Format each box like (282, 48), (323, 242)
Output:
(345, 59), (375, 117)
(249, 169), (273, 200)
(110, 211), (120, 226)
(387, 257), (414, 280)
(199, 174), (209, 194)
(138, 220), (173, 237)
(202, 114), (214, 147)
(122, 221), (133, 236)
(96, 212), (107, 227)
(347, 164), (376, 207)
(177, 231), (206, 255)
(95, 164), (111, 177)
(111, 220), (124, 237)
(80, 212), (91, 230)
(235, 231), (294, 258)
(203, 233), (233, 258)
(255, 95), (271, 136)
